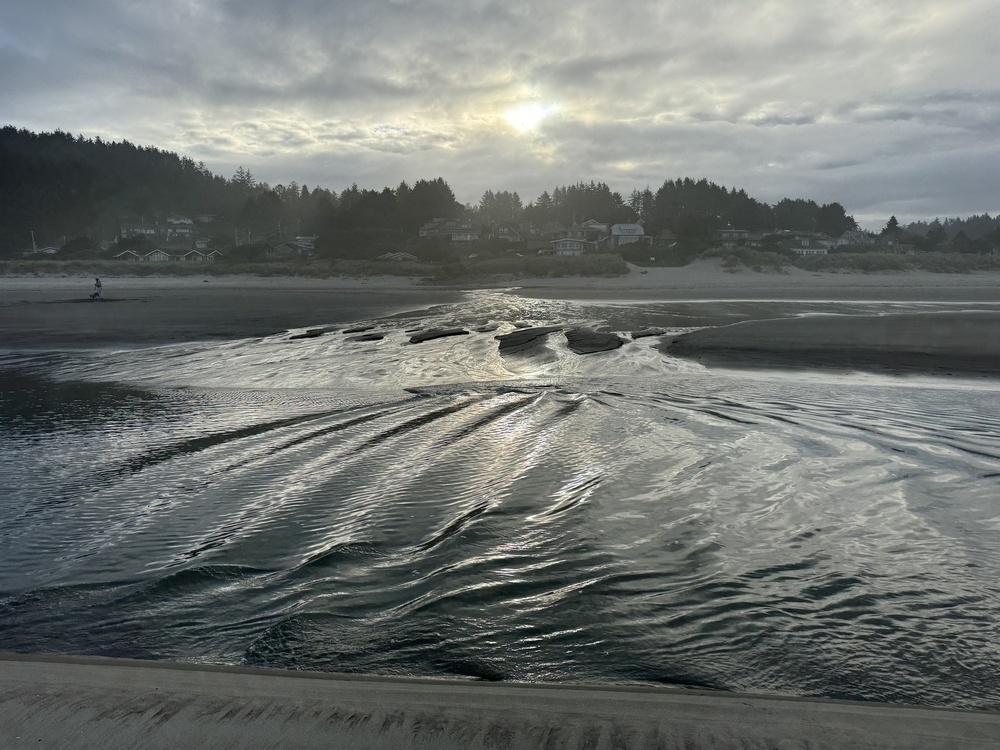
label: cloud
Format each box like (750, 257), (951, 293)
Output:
(1, 0), (998, 221)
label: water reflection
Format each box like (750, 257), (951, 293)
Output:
(1, 296), (1000, 711)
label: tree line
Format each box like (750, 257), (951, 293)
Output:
(6, 125), (996, 262)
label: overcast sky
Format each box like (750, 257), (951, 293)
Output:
(2, 0), (998, 227)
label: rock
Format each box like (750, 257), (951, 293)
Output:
(408, 328), (469, 344)
(288, 328), (332, 340)
(346, 333), (384, 342)
(343, 325), (375, 334)
(495, 326), (563, 354)
(565, 328), (625, 354)
(630, 328), (666, 339)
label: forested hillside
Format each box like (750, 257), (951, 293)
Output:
(2, 124), (948, 262)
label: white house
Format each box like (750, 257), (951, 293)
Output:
(114, 249), (141, 261)
(144, 249), (173, 262)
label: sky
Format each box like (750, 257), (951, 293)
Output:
(1, 0), (998, 228)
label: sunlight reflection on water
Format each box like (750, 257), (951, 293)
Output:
(2, 294), (1000, 710)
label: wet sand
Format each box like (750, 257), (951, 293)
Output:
(0, 276), (462, 348)
(2, 266), (999, 357)
(663, 310), (1000, 376)
(3, 654), (998, 750)
(505, 261), (1000, 303)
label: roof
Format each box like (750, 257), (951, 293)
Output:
(611, 224), (644, 236)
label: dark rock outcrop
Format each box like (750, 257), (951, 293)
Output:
(408, 328), (470, 344)
(630, 328), (666, 339)
(565, 328), (625, 354)
(346, 333), (385, 342)
(495, 326), (563, 354)
(288, 327), (333, 340)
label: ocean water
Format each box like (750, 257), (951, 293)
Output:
(2, 291), (999, 710)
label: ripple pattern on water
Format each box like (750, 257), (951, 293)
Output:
(2, 296), (1000, 711)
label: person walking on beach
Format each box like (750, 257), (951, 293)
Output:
(91, 277), (103, 300)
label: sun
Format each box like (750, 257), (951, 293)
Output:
(504, 103), (555, 132)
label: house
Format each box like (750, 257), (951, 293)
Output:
(205, 250), (222, 262)
(22, 245), (59, 258)
(120, 221), (158, 239)
(580, 219), (610, 242)
(144, 249), (173, 262)
(606, 223), (646, 248)
(181, 250), (208, 262)
(540, 223), (598, 256)
(192, 238), (211, 251)
(715, 228), (756, 249)
(378, 252), (419, 262)
(490, 223), (523, 242)
(542, 237), (598, 256)
(294, 235), (319, 252)
(114, 249), (141, 261)
(836, 230), (876, 247)
(163, 216), (194, 238)
(418, 217), (481, 241)
(787, 237), (830, 256)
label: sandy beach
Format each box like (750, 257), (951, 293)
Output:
(0, 274), (462, 347)
(502, 261), (1000, 303)
(2, 264), (999, 368)
(3, 654), (997, 750)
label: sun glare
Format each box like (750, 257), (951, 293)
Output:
(504, 103), (555, 131)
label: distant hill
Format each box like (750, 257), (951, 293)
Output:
(0, 126), (247, 256)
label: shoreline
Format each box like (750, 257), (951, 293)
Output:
(4, 260), (1000, 299)
(2, 653), (997, 749)
(2, 265), (1000, 362)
